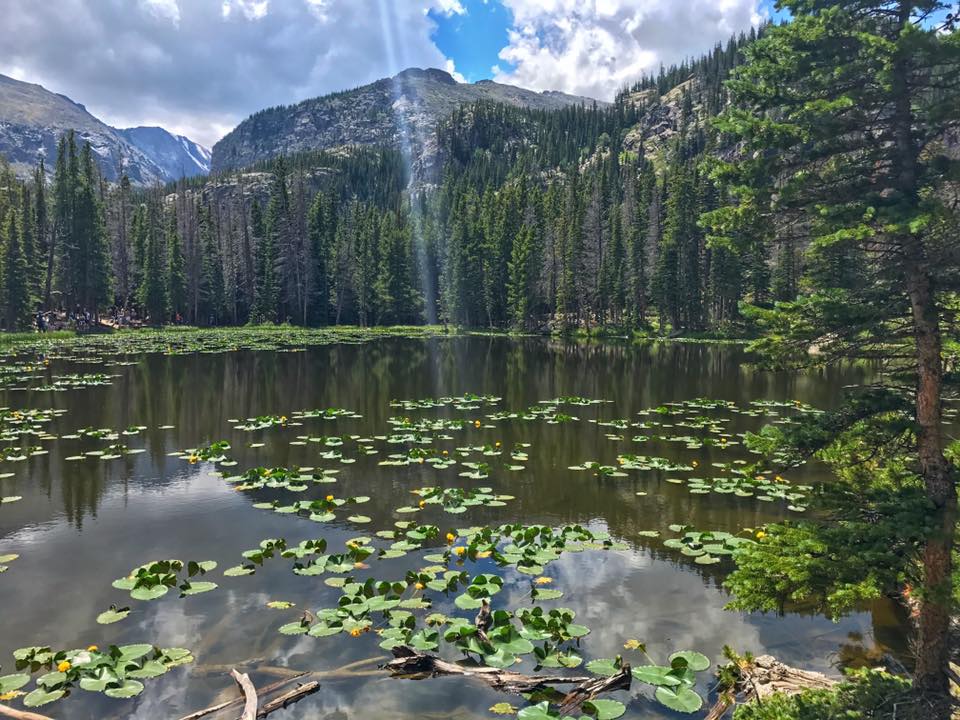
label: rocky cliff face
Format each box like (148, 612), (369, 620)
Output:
(0, 73), (209, 184)
(117, 126), (211, 180)
(211, 68), (604, 175)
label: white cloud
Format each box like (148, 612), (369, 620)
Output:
(0, 0), (464, 148)
(435, 0), (467, 15)
(140, 0), (181, 25)
(221, 0), (270, 21)
(493, 0), (765, 100)
(444, 58), (466, 83)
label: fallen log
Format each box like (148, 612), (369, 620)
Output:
(229, 669), (257, 720)
(385, 645), (595, 692)
(176, 672), (308, 720)
(704, 654), (837, 720)
(0, 704), (55, 720)
(558, 666), (632, 717)
(256, 680), (320, 718)
(385, 645), (631, 712)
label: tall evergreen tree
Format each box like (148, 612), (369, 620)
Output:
(706, 0), (960, 699)
(167, 209), (187, 321)
(249, 199), (277, 324)
(137, 203), (167, 323)
(1, 209), (32, 330)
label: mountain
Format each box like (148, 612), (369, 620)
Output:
(0, 73), (209, 184)
(211, 67), (604, 176)
(117, 126), (211, 180)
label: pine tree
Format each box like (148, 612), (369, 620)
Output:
(198, 203), (225, 325)
(137, 202), (167, 324)
(375, 210), (422, 325)
(306, 191), (332, 325)
(1, 209), (32, 330)
(709, 0), (960, 698)
(167, 210), (187, 321)
(507, 224), (534, 329)
(249, 200), (277, 324)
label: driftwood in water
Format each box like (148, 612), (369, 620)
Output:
(257, 680), (320, 717)
(385, 646), (631, 714)
(176, 672), (309, 720)
(229, 669), (257, 720)
(705, 654), (837, 720)
(0, 704), (55, 720)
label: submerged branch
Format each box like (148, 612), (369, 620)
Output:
(0, 704), (56, 720)
(384, 645), (631, 714)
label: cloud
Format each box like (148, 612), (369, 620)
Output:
(0, 0), (462, 147)
(493, 0), (765, 99)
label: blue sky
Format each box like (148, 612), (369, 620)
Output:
(431, 0), (785, 84)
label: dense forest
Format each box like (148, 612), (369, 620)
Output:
(0, 29), (781, 334)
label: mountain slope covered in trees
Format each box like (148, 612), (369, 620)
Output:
(210, 67), (605, 177)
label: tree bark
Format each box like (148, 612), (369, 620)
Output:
(905, 259), (955, 697)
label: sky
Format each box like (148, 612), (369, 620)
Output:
(0, 0), (777, 148)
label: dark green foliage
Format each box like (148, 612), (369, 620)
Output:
(137, 203), (167, 324)
(166, 211), (187, 321)
(1, 209), (32, 330)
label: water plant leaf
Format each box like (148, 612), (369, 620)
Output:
(654, 685), (703, 713)
(96, 606), (130, 625)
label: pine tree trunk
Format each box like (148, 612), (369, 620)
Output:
(889, 3), (954, 697)
(906, 260), (955, 697)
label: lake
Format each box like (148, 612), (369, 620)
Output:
(0, 334), (909, 719)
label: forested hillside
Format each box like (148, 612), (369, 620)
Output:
(0, 29), (771, 333)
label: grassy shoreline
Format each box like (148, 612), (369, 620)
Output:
(0, 323), (753, 356)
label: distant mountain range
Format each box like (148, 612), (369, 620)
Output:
(211, 67), (605, 175)
(0, 67), (605, 185)
(0, 73), (210, 184)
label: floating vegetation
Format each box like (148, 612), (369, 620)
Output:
(662, 525), (756, 565)
(225, 466), (337, 491)
(111, 559), (218, 600)
(252, 494), (370, 522)
(0, 552), (19, 573)
(0, 407), (66, 441)
(292, 407), (362, 420)
(400, 487), (514, 514)
(1, 644), (193, 707)
(175, 440), (232, 464)
(390, 393), (501, 411)
(0, 445), (45, 461)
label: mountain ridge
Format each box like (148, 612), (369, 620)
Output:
(0, 73), (210, 184)
(211, 67), (606, 176)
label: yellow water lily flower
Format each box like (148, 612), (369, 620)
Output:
(349, 628), (362, 637)
(475, 550), (491, 559)
(474, 420), (482, 428)
(445, 532), (456, 544)
(326, 494), (334, 501)
(0, 691), (24, 701)
(418, 500), (426, 508)
(534, 576), (553, 585)
(756, 530), (766, 539)
(87, 644), (99, 652)
(57, 660), (72, 673)
(691, 460), (699, 467)
(414, 582), (424, 590)
(453, 547), (466, 556)
(188, 455), (199, 464)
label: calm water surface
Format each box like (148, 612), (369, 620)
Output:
(0, 336), (907, 719)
